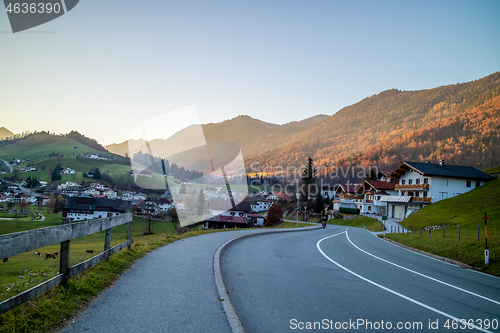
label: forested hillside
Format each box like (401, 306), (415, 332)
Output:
(247, 72), (500, 171)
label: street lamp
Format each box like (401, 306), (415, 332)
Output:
(296, 193), (301, 226)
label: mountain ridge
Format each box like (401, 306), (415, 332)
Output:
(0, 127), (14, 140)
(246, 71), (500, 171)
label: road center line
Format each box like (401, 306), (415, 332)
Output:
(346, 230), (500, 306)
(316, 233), (493, 333)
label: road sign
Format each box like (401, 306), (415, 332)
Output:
(295, 206), (300, 211)
(483, 212), (489, 264)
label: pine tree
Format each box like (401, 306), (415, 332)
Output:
(314, 191), (324, 213)
(301, 157), (317, 198)
(51, 165), (62, 182)
(197, 190), (205, 215)
(93, 168), (101, 180)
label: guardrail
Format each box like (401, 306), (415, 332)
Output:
(0, 213), (133, 315)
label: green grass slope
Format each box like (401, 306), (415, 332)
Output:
(0, 133), (106, 161)
(387, 178), (500, 275)
(402, 178), (500, 229)
(0, 133), (131, 182)
(483, 165), (500, 175)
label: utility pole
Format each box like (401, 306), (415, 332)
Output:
(295, 193), (301, 226)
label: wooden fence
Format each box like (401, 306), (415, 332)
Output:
(0, 213), (133, 315)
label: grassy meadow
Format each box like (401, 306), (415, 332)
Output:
(328, 215), (385, 232)
(0, 212), (178, 297)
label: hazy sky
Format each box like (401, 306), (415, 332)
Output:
(1, 0), (499, 146)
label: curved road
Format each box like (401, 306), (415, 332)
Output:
(221, 226), (500, 332)
(62, 227), (317, 333)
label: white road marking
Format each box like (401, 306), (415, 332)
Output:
(317, 233), (493, 333)
(347, 231), (500, 306)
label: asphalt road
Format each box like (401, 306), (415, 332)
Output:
(61, 227), (316, 333)
(221, 226), (500, 333)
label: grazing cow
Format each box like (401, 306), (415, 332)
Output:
(53, 252), (59, 257)
(33, 251), (41, 256)
(86, 249), (94, 254)
(45, 253), (57, 259)
(2, 258), (8, 263)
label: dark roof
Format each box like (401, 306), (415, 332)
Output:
(159, 198), (172, 204)
(271, 192), (295, 202)
(232, 201), (252, 212)
(203, 215), (247, 224)
(404, 162), (496, 181)
(336, 184), (357, 194)
(65, 196), (131, 212)
(362, 180), (396, 191)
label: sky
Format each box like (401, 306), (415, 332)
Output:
(1, 0), (499, 146)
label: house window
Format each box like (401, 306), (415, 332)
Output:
(408, 179), (413, 185)
(414, 192), (419, 197)
(476, 181), (480, 188)
(424, 178), (428, 184)
(230, 212), (235, 216)
(368, 206), (372, 211)
(466, 180), (471, 188)
(439, 179), (448, 186)
(239, 213), (244, 217)
(401, 180), (406, 185)
(439, 192), (448, 199)
(423, 191), (428, 197)
(416, 179), (421, 184)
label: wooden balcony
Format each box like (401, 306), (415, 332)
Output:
(339, 194), (363, 199)
(395, 184), (429, 190)
(411, 197), (432, 203)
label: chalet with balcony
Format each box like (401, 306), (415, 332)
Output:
(356, 180), (397, 215)
(333, 184), (363, 211)
(386, 160), (495, 220)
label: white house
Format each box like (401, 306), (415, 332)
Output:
(356, 180), (398, 215)
(158, 198), (174, 212)
(333, 184), (361, 211)
(209, 199), (252, 218)
(86, 152), (112, 161)
(60, 167), (75, 175)
(265, 192), (278, 201)
(63, 196), (131, 221)
(321, 184), (336, 200)
(251, 199), (273, 212)
(385, 160), (495, 220)
(103, 189), (117, 198)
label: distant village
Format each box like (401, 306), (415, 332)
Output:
(0, 156), (496, 229)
